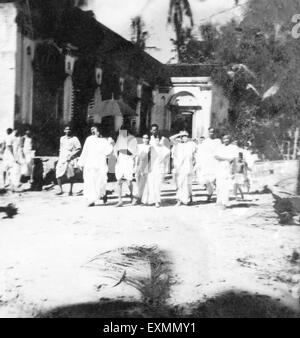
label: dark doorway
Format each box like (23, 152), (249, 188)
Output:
(171, 113), (193, 135)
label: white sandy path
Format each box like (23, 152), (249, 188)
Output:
(0, 183), (300, 317)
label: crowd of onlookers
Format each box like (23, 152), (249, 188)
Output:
(0, 128), (34, 191)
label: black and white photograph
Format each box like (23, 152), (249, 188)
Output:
(0, 0), (300, 320)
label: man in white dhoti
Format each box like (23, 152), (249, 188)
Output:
(172, 131), (196, 206)
(56, 126), (81, 196)
(78, 125), (113, 207)
(215, 135), (239, 208)
(141, 136), (170, 208)
(2, 128), (14, 188)
(196, 128), (222, 201)
(135, 134), (151, 204)
(114, 125), (138, 207)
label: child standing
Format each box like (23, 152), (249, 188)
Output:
(231, 152), (248, 201)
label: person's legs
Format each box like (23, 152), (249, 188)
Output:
(116, 179), (123, 207)
(126, 179), (137, 204)
(233, 183), (238, 199)
(206, 180), (214, 201)
(238, 185), (244, 200)
(221, 178), (231, 208)
(69, 176), (74, 196)
(3, 170), (7, 187)
(188, 174), (193, 204)
(56, 177), (64, 195)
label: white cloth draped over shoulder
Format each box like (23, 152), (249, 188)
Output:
(196, 138), (221, 184)
(78, 135), (113, 203)
(56, 136), (81, 179)
(136, 144), (151, 199)
(141, 144), (170, 204)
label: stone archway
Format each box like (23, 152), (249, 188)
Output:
(167, 91), (201, 135)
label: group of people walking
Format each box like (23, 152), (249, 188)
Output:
(56, 123), (257, 209)
(0, 128), (34, 191)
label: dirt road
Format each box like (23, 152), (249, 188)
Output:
(0, 181), (300, 317)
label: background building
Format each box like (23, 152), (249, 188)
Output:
(0, 0), (228, 154)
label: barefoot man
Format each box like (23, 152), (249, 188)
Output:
(197, 128), (222, 202)
(56, 126), (81, 196)
(114, 125), (138, 207)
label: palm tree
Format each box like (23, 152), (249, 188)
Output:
(130, 15), (149, 50)
(167, 0), (194, 62)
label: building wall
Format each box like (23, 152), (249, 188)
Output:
(15, 32), (35, 125)
(151, 88), (168, 131)
(0, 3), (17, 141)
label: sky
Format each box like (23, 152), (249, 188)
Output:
(86, 0), (247, 63)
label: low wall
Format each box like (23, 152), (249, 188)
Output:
(251, 160), (299, 195)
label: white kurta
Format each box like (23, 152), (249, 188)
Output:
(142, 145), (170, 205)
(215, 144), (239, 206)
(172, 141), (196, 204)
(196, 138), (221, 184)
(78, 136), (113, 204)
(56, 136), (81, 179)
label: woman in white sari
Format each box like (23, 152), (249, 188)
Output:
(135, 134), (151, 203)
(78, 125), (113, 207)
(142, 136), (170, 208)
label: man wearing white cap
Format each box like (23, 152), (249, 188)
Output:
(78, 124), (113, 207)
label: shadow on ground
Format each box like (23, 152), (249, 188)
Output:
(37, 290), (300, 318)
(36, 245), (300, 318)
(0, 204), (18, 218)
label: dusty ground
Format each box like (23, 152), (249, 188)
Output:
(0, 179), (300, 318)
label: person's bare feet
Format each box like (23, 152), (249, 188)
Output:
(115, 201), (123, 208)
(131, 198), (138, 206)
(87, 202), (95, 207)
(207, 194), (212, 202)
(56, 191), (64, 196)
(103, 194), (108, 204)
